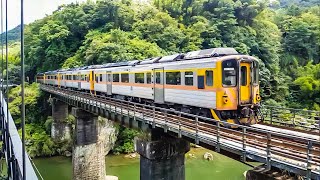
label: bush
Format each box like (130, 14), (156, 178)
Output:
(112, 126), (140, 154)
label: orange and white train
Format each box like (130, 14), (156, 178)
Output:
(37, 48), (261, 125)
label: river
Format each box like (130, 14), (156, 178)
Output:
(33, 148), (252, 180)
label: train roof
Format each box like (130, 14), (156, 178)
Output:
(42, 48), (246, 74)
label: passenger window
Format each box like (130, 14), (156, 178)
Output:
(185, 71), (193, 86)
(113, 74), (120, 82)
(166, 72), (181, 85)
(100, 74), (103, 82)
(241, 66), (247, 86)
(95, 75), (99, 83)
(206, 70), (213, 86)
(121, 73), (129, 83)
(156, 72), (161, 84)
(135, 73), (144, 83)
(147, 73), (151, 84)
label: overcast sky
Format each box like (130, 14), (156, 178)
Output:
(3, 0), (88, 31)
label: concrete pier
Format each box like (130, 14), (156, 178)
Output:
(71, 107), (105, 180)
(136, 129), (190, 180)
(245, 165), (301, 180)
(51, 98), (71, 141)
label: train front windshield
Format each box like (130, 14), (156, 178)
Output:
(222, 59), (237, 87)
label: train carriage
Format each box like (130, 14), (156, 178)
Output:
(37, 48), (261, 125)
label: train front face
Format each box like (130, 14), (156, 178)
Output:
(214, 56), (261, 125)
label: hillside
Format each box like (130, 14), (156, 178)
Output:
(1, 25), (21, 44)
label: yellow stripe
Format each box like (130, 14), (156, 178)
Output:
(210, 109), (220, 121)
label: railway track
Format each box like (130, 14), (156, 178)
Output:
(41, 85), (320, 178)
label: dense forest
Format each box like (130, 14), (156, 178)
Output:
(1, 0), (319, 157)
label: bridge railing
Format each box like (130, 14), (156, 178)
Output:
(0, 92), (38, 180)
(42, 85), (320, 179)
(261, 105), (320, 131)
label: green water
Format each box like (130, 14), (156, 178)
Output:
(33, 148), (252, 180)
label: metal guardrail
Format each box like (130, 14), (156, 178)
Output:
(0, 92), (38, 180)
(261, 105), (320, 131)
(41, 85), (320, 179)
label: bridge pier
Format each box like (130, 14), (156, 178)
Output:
(71, 107), (105, 180)
(136, 129), (190, 180)
(246, 165), (301, 180)
(51, 98), (71, 141)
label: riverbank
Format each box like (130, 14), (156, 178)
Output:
(33, 147), (253, 180)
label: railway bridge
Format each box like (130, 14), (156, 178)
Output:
(40, 84), (320, 180)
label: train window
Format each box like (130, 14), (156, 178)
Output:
(121, 73), (129, 83)
(166, 72), (181, 85)
(185, 71), (193, 86)
(241, 66), (247, 86)
(113, 74), (119, 82)
(100, 74), (103, 82)
(222, 60), (237, 86)
(156, 72), (161, 84)
(95, 75), (99, 83)
(206, 70), (213, 86)
(86, 75), (89, 82)
(253, 62), (259, 84)
(147, 73), (151, 84)
(135, 73), (144, 83)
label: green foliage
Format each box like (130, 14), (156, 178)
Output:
(22, 123), (55, 157)
(82, 29), (162, 64)
(112, 126), (140, 154)
(292, 62), (320, 109)
(9, 83), (41, 124)
(44, 116), (53, 133)
(65, 114), (75, 125)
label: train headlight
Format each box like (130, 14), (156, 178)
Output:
(256, 94), (261, 101)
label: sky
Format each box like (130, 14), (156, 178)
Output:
(3, 0), (88, 31)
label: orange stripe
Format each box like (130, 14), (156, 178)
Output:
(45, 81), (238, 93)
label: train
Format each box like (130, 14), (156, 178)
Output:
(37, 48), (261, 125)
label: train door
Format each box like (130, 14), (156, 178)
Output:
(58, 73), (61, 87)
(240, 62), (251, 104)
(106, 71), (112, 95)
(77, 72), (81, 89)
(153, 68), (164, 103)
(90, 70), (95, 94)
